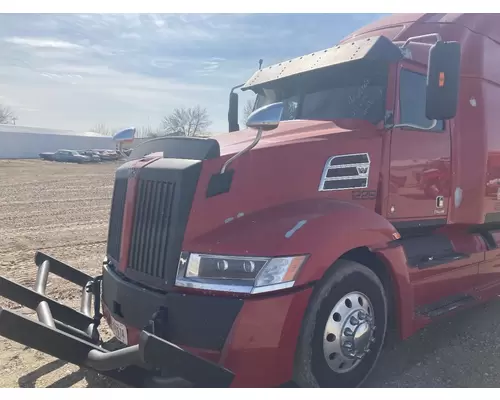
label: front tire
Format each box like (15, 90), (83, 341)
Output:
(294, 260), (387, 388)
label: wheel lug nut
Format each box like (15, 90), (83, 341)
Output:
(350, 316), (359, 325)
(358, 311), (366, 320)
(344, 327), (354, 336)
(343, 341), (353, 349)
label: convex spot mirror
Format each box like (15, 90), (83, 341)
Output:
(246, 102), (284, 131)
(425, 40), (461, 121)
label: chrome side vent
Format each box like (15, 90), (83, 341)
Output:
(319, 153), (371, 191)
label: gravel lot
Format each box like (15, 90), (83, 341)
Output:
(0, 159), (499, 388)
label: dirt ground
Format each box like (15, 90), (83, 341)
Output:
(0, 159), (122, 388)
(1, 159), (500, 388)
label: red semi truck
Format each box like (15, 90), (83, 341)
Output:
(1, 13), (499, 388)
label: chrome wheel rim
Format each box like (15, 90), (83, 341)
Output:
(322, 291), (376, 374)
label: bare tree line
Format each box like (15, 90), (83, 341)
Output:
(2, 100), (257, 136)
(0, 102), (214, 137)
(90, 105), (213, 138)
(242, 99), (254, 127)
(91, 101), (259, 138)
(0, 104), (17, 125)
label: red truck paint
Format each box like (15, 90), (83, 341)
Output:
(99, 13), (500, 387)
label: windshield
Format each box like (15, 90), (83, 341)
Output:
(252, 62), (388, 125)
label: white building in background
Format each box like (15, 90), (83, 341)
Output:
(0, 124), (116, 159)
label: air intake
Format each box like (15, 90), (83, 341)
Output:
(319, 153), (371, 191)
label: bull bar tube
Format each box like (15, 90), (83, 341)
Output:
(0, 252), (235, 388)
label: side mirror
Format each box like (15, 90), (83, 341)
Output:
(425, 40), (461, 120)
(220, 102), (284, 174)
(246, 102), (284, 131)
(228, 92), (239, 132)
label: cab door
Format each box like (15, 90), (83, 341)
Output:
(387, 64), (452, 222)
(387, 62), (481, 309)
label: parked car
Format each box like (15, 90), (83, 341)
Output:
(39, 152), (55, 161)
(40, 149), (92, 163)
(77, 150), (102, 162)
(120, 148), (132, 157)
(92, 149), (120, 161)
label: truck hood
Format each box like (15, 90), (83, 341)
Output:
(214, 119), (377, 156)
(130, 119), (378, 162)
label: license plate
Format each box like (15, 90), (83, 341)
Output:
(109, 315), (128, 344)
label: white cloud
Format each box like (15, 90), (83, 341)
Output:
(0, 13), (386, 133)
(4, 37), (83, 50)
(150, 14), (165, 28)
(157, 24), (214, 40)
(0, 58), (227, 132)
(45, 64), (114, 76)
(202, 60), (221, 70)
(119, 32), (141, 40)
(150, 58), (175, 69)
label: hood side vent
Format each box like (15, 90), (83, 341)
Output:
(319, 153), (371, 191)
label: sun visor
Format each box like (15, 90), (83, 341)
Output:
(241, 35), (403, 91)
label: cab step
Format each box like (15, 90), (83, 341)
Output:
(415, 293), (475, 318)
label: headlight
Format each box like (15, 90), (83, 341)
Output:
(175, 252), (308, 294)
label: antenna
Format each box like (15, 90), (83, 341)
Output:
(258, 59), (263, 70)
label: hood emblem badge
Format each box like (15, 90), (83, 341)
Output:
(357, 166), (369, 175)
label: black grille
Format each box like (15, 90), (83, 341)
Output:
(330, 154), (369, 166)
(323, 178), (368, 190)
(326, 167), (359, 178)
(128, 179), (176, 280)
(107, 177), (128, 262)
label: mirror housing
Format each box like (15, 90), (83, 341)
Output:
(246, 102), (284, 131)
(425, 40), (461, 120)
(228, 92), (239, 132)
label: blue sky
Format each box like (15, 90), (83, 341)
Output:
(0, 13), (387, 134)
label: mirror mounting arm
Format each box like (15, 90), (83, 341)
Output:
(220, 128), (263, 174)
(401, 33), (442, 48)
(221, 101), (284, 174)
(230, 83), (244, 93)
